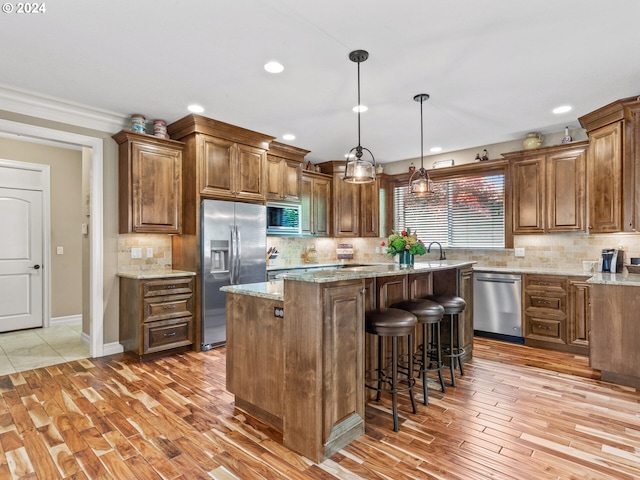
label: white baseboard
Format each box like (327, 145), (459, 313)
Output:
(80, 332), (124, 357)
(50, 314), (82, 326)
(102, 341), (124, 356)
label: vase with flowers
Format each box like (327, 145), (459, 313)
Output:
(380, 228), (427, 268)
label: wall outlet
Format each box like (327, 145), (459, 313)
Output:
(56, 246), (64, 255)
(131, 247), (142, 259)
(146, 247), (154, 258)
(514, 247), (525, 257)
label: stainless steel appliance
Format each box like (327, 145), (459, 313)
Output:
(266, 202), (301, 236)
(201, 199), (266, 349)
(473, 272), (523, 342)
(599, 248), (624, 273)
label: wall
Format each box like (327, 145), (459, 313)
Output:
(267, 233), (640, 273)
(383, 128), (588, 174)
(118, 234), (173, 272)
(0, 109), (120, 344)
(0, 136), (83, 319)
(268, 125), (639, 272)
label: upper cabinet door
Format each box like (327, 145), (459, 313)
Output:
(587, 122), (622, 233)
(546, 147), (586, 233)
(512, 155), (546, 234)
(199, 135), (235, 199)
(235, 144), (265, 201)
(114, 131), (183, 234)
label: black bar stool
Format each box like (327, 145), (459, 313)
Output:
(365, 308), (418, 432)
(423, 294), (467, 387)
(391, 299), (446, 405)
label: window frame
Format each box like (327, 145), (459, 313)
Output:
(383, 160), (513, 249)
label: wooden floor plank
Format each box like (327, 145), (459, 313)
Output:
(0, 337), (639, 479)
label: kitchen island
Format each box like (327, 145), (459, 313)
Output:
(587, 272), (640, 388)
(221, 260), (474, 462)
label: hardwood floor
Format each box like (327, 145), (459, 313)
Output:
(1, 337), (639, 479)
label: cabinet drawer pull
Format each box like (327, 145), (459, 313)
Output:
(163, 305), (177, 310)
(166, 285), (176, 289)
(536, 324), (551, 330)
(164, 332), (177, 337)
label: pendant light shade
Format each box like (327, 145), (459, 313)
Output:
(344, 50), (376, 184)
(409, 93), (433, 195)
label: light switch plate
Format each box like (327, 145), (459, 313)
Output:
(131, 247), (142, 259)
(514, 247), (525, 257)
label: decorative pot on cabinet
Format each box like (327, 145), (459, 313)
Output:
(522, 132), (543, 150)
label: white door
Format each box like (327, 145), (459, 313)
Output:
(0, 187), (43, 332)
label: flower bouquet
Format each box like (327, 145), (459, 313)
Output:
(381, 228), (427, 264)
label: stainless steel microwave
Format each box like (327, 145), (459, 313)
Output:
(266, 202), (301, 236)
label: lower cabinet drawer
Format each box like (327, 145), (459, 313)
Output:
(144, 294), (193, 322)
(528, 317), (562, 340)
(529, 295), (561, 310)
(144, 317), (193, 354)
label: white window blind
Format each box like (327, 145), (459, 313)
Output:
(393, 173), (505, 248)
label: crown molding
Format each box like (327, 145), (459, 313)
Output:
(0, 84), (128, 133)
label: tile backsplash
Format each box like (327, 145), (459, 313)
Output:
(266, 233), (640, 271)
(118, 234), (173, 273)
(116, 232), (640, 274)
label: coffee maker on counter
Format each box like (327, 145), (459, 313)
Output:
(599, 248), (625, 273)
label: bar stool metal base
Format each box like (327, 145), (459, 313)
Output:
(364, 308), (418, 432)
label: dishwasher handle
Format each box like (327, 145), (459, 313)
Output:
(475, 277), (521, 284)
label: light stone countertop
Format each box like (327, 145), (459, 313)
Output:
(220, 280), (284, 301)
(586, 272), (640, 287)
(117, 269), (196, 280)
(221, 261), (475, 300)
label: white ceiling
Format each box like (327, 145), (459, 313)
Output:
(1, 0), (639, 163)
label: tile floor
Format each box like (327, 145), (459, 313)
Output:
(0, 323), (89, 376)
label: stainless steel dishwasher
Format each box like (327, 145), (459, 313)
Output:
(473, 272), (523, 342)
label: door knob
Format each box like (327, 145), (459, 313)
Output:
(30, 265), (41, 270)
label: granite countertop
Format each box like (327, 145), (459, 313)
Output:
(222, 261), (475, 300)
(472, 266), (590, 277)
(117, 269), (196, 279)
(221, 280), (284, 301)
(586, 272), (640, 286)
(276, 260), (475, 283)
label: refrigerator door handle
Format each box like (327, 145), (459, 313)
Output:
(229, 224), (236, 284)
(235, 225), (242, 283)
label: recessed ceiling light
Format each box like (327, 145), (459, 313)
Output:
(282, 133), (295, 141)
(353, 105), (368, 113)
(188, 104), (204, 113)
(553, 105), (572, 114)
(264, 61), (284, 73)
(430, 147), (443, 153)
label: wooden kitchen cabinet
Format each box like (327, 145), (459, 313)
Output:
(504, 142), (587, 234)
(119, 275), (195, 360)
(579, 96), (640, 233)
(301, 171), (331, 236)
(523, 274), (567, 348)
(523, 273), (589, 354)
(166, 115), (275, 350)
(567, 276), (590, 354)
(113, 131), (184, 234)
(265, 142), (307, 203)
(589, 283), (640, 387)
(317, 160), (380, 237)
(168, 114), (275, 202)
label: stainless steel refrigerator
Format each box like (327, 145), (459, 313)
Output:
(201, 199), (266, 350)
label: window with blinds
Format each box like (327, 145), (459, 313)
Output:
(393, 173), (505, 248)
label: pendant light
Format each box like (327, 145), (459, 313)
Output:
(409, 93), (433, 195)
(344, 50), (376, 184)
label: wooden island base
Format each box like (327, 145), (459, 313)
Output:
(223, 262), (474, 462)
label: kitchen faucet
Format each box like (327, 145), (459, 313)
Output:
(427, 241), (446, 260)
